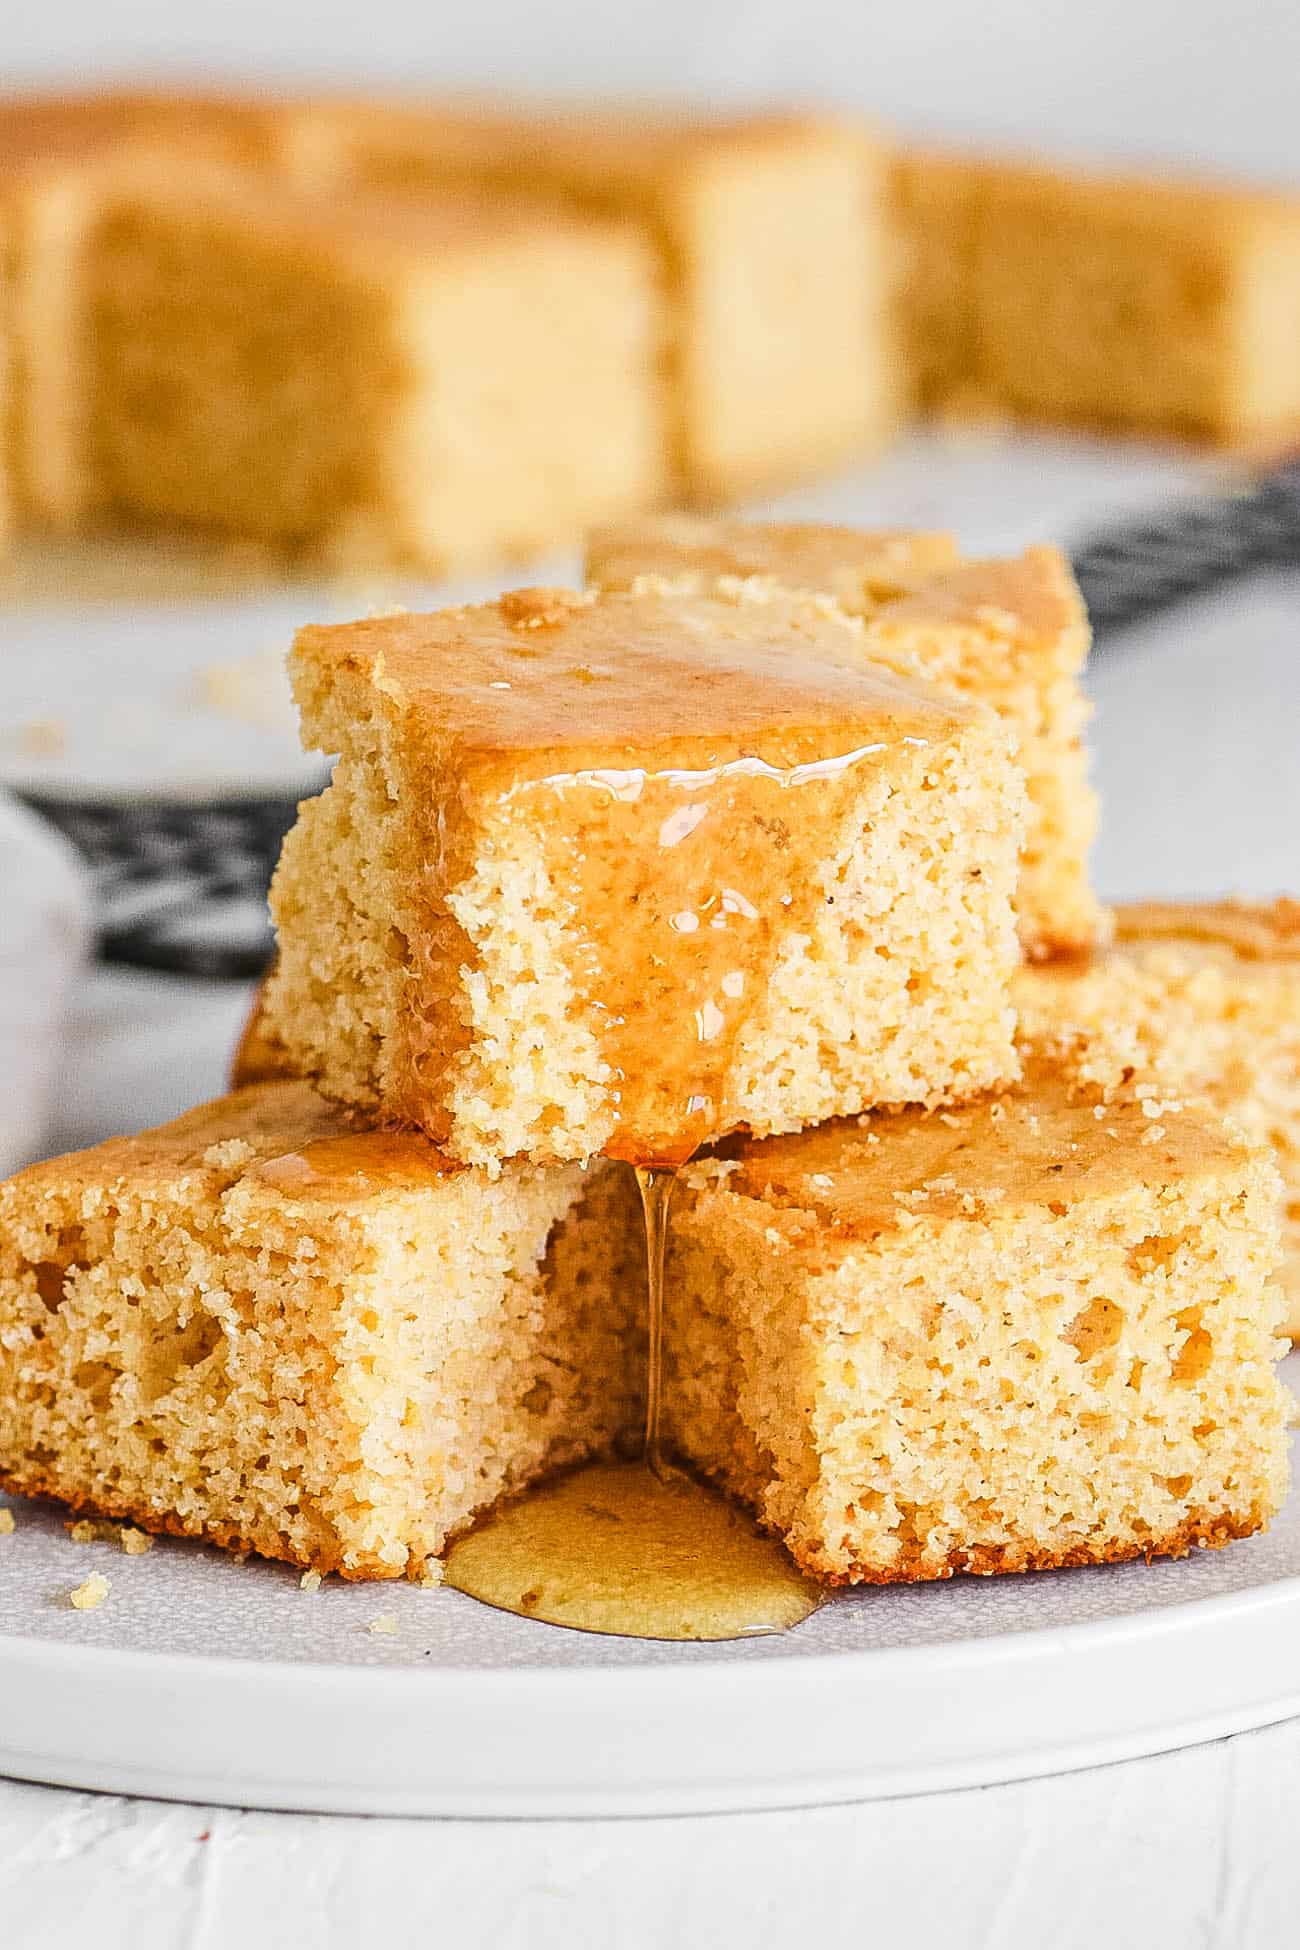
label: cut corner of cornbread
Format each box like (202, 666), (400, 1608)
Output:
(0, 1080), (645, 1578)
(264, 580), (1024, 1167)
(589, 517), (1105, 958)
(666, 1046), (1290, 1586)
(297, 99), (898, 499)
(1015, 896), (1300, 1335)
(84, 167), (666, 571)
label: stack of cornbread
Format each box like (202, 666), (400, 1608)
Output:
(0, 522), (1291, 1589)
(2, 84), (1299, 577)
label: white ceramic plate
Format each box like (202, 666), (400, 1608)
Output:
(1, 1358), (1296, 1818)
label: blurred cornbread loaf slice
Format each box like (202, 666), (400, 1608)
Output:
(1016, 899), (1300, 1336)
(896, 148), (1300, 447)
(290, 99), (896, 501)
(586, 518), (1104, 958)
(0, 91), (308, 532)
(263, 581), (1024, 1167)
(665, 1051), (1290, 1585)
(86, 169), (665, 570)
(0, 1080), (645, 1578)
(892, 149), (982, 413)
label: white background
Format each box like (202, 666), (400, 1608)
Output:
(4, 0), (1300, 181)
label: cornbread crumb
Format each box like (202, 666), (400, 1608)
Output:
(300, 1569), (323, 1592)
(119, 1526), (153, 1555)
(0, 1509), (14, 1536)
(69, 1572), (110, 1610)
(367, 1612), (398, 1636)
(67, 1518), (103, 1543)
(16, 718), (66, 758)
(418, 1558), (445, 1588)
(201, 1138), (258, 1171)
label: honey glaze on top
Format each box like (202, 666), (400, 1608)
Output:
(481, 589), (962, 1167)
(442, 1164), (821, 1641)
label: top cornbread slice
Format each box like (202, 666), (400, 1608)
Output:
(265, 582), (1024, 1167)
(586, 519), (1104, 956)
(666, 1052), (1289, 1584)
(291, 98), (895, 499)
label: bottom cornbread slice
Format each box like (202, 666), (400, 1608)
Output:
(0, 1081), (643, 1579)
(664, 1055), (1290, 1585)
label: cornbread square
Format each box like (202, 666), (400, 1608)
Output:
(264, 582), (1024, 1167)
(891, 149), (983, 411)
(296, 100), (895, 500)
(665, 1055), (1289, 1585)
(0, 1081), (643, 1579)
(973, 158), (1300, 447)
(586, 520), (1104, 957)
(0, 94), (303, 529)
(87, 170), (664, 570)
(1016, 899), (1300, 1335)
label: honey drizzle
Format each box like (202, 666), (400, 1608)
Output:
(441, 1155), (822, 1641)
(635, 1164), (673, 1479)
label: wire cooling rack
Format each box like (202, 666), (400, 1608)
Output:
(16, 463), (1300, 981)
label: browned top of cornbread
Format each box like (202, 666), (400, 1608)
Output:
(99, 162), (614, 270)
(696, 1056), (1242, 1240)
(296, 96), (874, 203)
(1115, 898), (1300, 963)
(0, 88), (298, 181)
(586, 515), (961, 606)
(865, 546), (1089, 671)
(5, 1081), (462, 1206)
(291, 582), (976, 789)
(927, 147), (1300, 243)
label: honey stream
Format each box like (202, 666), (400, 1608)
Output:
(442, 1164), (821, 1641)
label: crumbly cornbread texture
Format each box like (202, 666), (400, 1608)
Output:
(586, 520), (1103, 957)
(289, 101), (896, 502)
(1016, 899), (1300, 1336)
(0, 1081), (644, 1579)
(264, 582), (1023, 1168)
(86, 169), (664, 571)
(665, 1053), (1289, 1585)
(896, 148), (1300, 447)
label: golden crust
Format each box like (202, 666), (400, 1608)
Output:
(791, 1506), (1269, 1588)
(0, 1463), (400, 1581)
